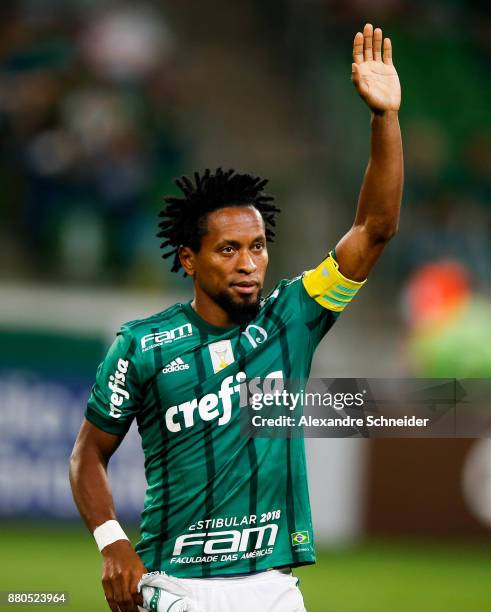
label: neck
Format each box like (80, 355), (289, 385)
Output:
(191, 292), (237, 328)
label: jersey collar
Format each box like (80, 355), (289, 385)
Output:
(181, 302), (241, 336)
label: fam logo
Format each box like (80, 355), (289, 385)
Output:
(172, 524), (278, 557)
(108, 358), (130, 418)
(242, 324), (268, 349)
(141, 323), (193, 352)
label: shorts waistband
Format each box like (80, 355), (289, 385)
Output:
(181, 567), (292, 582)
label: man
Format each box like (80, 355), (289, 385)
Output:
(70, 23), (402, 612)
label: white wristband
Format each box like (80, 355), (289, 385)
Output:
(93, 520), (129, 552)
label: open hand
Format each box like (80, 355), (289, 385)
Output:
(351, 23), (401, 113)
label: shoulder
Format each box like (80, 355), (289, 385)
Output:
(259, 275), (308, 322)
(117, 303), (189, 349)
(261, 275), (304, 307)
(120, 303), (183, 334)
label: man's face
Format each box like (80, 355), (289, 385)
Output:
(180, 206), (269, 324)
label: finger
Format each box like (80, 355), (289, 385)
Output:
(111, 575), (128, 612)
(353, 31), (363, 64)
(383, 37), (393, 65)
(119, 593), (139, 612)
(363, 23), (373, 61)
(104, 595), (119, 612)
(119, 595), (139, 612)
(102, 581), (119, 612)
(373, 28), (382, 61)
(129, 575), (144, 608)
(118, 575), (140, 612)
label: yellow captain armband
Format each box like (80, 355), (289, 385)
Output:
(302, 251), (367, 312)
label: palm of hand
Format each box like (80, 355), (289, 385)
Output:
(355, 61), (401, 112)
(352, 25), (401, 113)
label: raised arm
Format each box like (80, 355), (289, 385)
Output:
(69, 419), (146, 612)
(335, 23), (403, 281)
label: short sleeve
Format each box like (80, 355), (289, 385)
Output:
(295, 250), (367, 347)
(85, 328), (142, 436)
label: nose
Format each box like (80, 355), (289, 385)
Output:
(237, 249), (257, 274)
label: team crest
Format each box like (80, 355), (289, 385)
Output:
(208, 340), (235, 373)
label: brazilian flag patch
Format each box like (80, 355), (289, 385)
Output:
(291, 531), (310, 546)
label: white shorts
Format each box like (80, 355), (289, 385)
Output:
(138, 569), (307, 612)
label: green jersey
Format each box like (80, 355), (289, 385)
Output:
(86, 252), (365, 577)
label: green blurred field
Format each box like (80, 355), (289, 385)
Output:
(1, 526), (490, 611)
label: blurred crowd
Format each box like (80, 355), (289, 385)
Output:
(1, 0), (490, 294)
(0, 1), (184, 285)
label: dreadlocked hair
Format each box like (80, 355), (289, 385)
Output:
(157, 167), (281, 274)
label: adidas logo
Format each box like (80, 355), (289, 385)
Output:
(162, 357), (190, 374)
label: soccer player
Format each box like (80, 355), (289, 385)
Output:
(69, 23), (402, 612)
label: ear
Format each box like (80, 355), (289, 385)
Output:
(178, 246), (196, 277)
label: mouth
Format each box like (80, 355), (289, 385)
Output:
(230, 281), (259, 295)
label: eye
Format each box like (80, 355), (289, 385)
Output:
(253, 242), (265, 251)
(220, 246), (235, 254)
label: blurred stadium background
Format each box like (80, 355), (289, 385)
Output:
(1, 0), (490, 610)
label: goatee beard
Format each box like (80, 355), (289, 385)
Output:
(213, 290), (262, 326)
